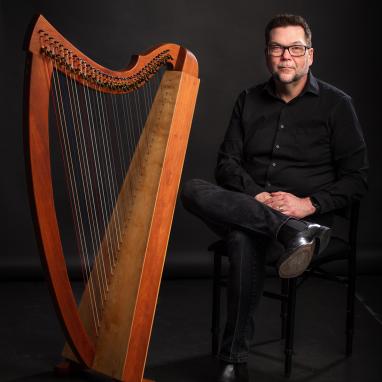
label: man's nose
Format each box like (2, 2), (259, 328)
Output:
(281, 48), (292, 59)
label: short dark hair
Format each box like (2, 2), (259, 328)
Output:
(265, 14), (312, 47)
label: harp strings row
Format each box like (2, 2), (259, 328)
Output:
(44, 48), (163, 335)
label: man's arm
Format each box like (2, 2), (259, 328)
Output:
(309, 96), (368, 214)
(215, 91), (264, 197)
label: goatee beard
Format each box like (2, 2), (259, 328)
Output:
(272, 72), (301, 84)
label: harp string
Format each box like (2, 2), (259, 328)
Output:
(88, 86), (116, 275)
(78, 71), (110, 303)
(61, 62), (110, 329)
(124, 93), (139, 176)
(120, 92), (132, 189)
(66, 64), (111, 303)
(65, 68), (105, 333)
(97, 88), (121, 268)
(54, 52), (109, 330)
(99, 91), (122, 253)
(110, 94), (128, 206)
(133, 87), (146, 156)
(109, 96), (121, 179)
(48, 58), (100, 334)
(123, 91), (140, 197)
(64, 68), (103, 332)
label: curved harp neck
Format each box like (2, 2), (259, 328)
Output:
(27, 15), (198, 90)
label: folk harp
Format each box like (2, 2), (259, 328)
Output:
(25, 15), (199, 381)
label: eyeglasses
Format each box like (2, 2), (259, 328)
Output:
(267, 44), (311, 57)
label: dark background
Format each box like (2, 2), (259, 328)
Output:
(1, 0), (381, 279)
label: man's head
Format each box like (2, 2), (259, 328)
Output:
(264, 14), (314, 85)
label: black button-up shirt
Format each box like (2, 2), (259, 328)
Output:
(215, 72), (368, 216)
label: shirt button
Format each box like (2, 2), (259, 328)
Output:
(272, 162), (277, 167)
(266, 181), (271, 186)
(280, 124), (285, 129)
(275, 144), (280, 149)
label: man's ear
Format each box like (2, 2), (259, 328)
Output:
(308, 48), (314, 66)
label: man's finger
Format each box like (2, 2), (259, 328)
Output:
(270, 195), (284, 203)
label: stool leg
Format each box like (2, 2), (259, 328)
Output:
(281, 279), (288, 339)
(284, 278), (297, 378)
(211, 252), (222, 356)
(346, 251), (356, 356)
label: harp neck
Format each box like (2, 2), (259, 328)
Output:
(27, 15), (198, 90)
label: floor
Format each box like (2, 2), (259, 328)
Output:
(1, 275), (381, 382)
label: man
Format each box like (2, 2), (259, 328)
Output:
(181, 14), (368, 382)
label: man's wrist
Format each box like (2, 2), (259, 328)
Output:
(309, 197), (321, 214)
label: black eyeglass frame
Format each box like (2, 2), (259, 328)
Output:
(266, 44), (312, 57)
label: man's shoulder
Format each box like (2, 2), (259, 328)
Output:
(236, 82), (268, 101)
(243, 81), (268, 95)
(315, 77), (352, 102)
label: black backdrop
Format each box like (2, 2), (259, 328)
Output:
(1, 0), (381, 278)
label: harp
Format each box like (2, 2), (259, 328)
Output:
(24, 15), (199, 381)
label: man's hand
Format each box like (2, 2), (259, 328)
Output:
(263, 191), (316, 219)
(255, 191), (272, 203)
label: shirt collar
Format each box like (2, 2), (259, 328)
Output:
(262, 71), (320, 99)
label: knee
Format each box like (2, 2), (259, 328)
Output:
(180, 178), (198, 200)
(180, 178), (206, 208)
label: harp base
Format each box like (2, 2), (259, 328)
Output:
(54, 359), (156, 382)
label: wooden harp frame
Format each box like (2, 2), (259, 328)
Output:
(25, 15), (199, 382)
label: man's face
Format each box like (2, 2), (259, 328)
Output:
(266, 25), (314, 84)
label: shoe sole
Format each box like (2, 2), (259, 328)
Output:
(278, 241), (316, 279)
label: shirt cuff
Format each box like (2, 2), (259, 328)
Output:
(310, 191), (332, 214)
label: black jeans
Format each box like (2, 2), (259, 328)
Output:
(180, 179), (290, 363)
